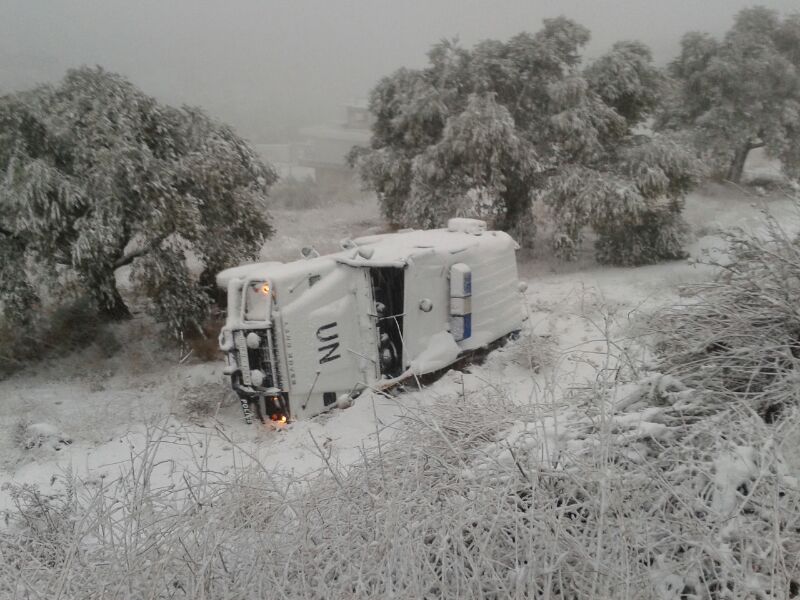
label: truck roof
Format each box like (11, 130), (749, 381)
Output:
(216, 220), (518, 288)
(340, 227), (516, 265)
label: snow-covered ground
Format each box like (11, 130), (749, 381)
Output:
(1, 185), (797, 519)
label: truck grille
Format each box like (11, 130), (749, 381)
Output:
(233, 330), (281, 389)
(234, 331), (252, 385)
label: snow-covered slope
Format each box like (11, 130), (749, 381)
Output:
(0, 188), (796, 518)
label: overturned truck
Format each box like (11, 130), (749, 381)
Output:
(218, 218), (524, 424)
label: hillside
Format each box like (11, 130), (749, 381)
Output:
(0, 186), (798, 598)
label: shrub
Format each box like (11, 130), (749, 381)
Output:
(12, 420), (72, 451)
(93, 327), (123, 359)
(0, 321), (36, 379)
(0, 477), (78, 568)
(43, 297), (103, 352)
(650, 212), (800, 422)
(593, 202), (689, 265)
(0, 296), (118, 379)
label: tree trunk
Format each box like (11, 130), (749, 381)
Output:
(726, 143), (752, 184)
(500, 183), (535, 248)
(99, 286), (132, 321)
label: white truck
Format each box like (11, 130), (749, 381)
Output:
(217, 218), (524, 424)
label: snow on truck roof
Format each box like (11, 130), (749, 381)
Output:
(216, 219), (517, 288)
(215, 261), (284, 288)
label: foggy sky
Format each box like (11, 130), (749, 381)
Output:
(2, 0), (798, 142)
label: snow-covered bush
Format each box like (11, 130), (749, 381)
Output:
(0, 296), (116, 378)
(1, 477), (78, 568)
(0, 320), (35, 379)
(12, 421), (72, 451)
(544, 137), (701, 264)
(0, 66), (277, 334)
(651, 211), (800, 422)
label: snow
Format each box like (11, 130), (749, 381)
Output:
(712, 445), (758, 515)
(215, 261), (283, 288)
(409, 331), (460, 374)
(337, 227), (514, 266)
(1, 187), (798, 529)
(18, 422), (72, 451)
(447, 217), (487, 235)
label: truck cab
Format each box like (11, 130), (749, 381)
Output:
(217, 218), (524, 423)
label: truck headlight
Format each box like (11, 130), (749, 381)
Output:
(246, 332), (261, 349)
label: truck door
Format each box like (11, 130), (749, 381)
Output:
(279, 266), (379, 418)
(369, 267), (405, 378)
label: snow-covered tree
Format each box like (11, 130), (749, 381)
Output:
(545, 43), (700, 263)
(658, 7), (800, 183)
(352, 19), (699, 264)
(0, 67), (276, 333)
(407, 93), (539, 246)
(584, 41), (661, 125)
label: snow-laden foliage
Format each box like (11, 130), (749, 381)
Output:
(352, 19), (699, 264)
(585, 41), (662, 125)
(548, 137), (699, 264)
(0, 67), (276, 332)
(407, 93), (539, 246)
(658, 7), (800, 183)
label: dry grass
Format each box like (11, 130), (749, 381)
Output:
(1, 367), (797, 599)
(651, 211), (800, 423)
(175, 383), (225, 422)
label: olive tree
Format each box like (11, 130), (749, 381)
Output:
(659, 7), (800, 183)
(0, 67), (276, 334)
(352, 19), (700, 264)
